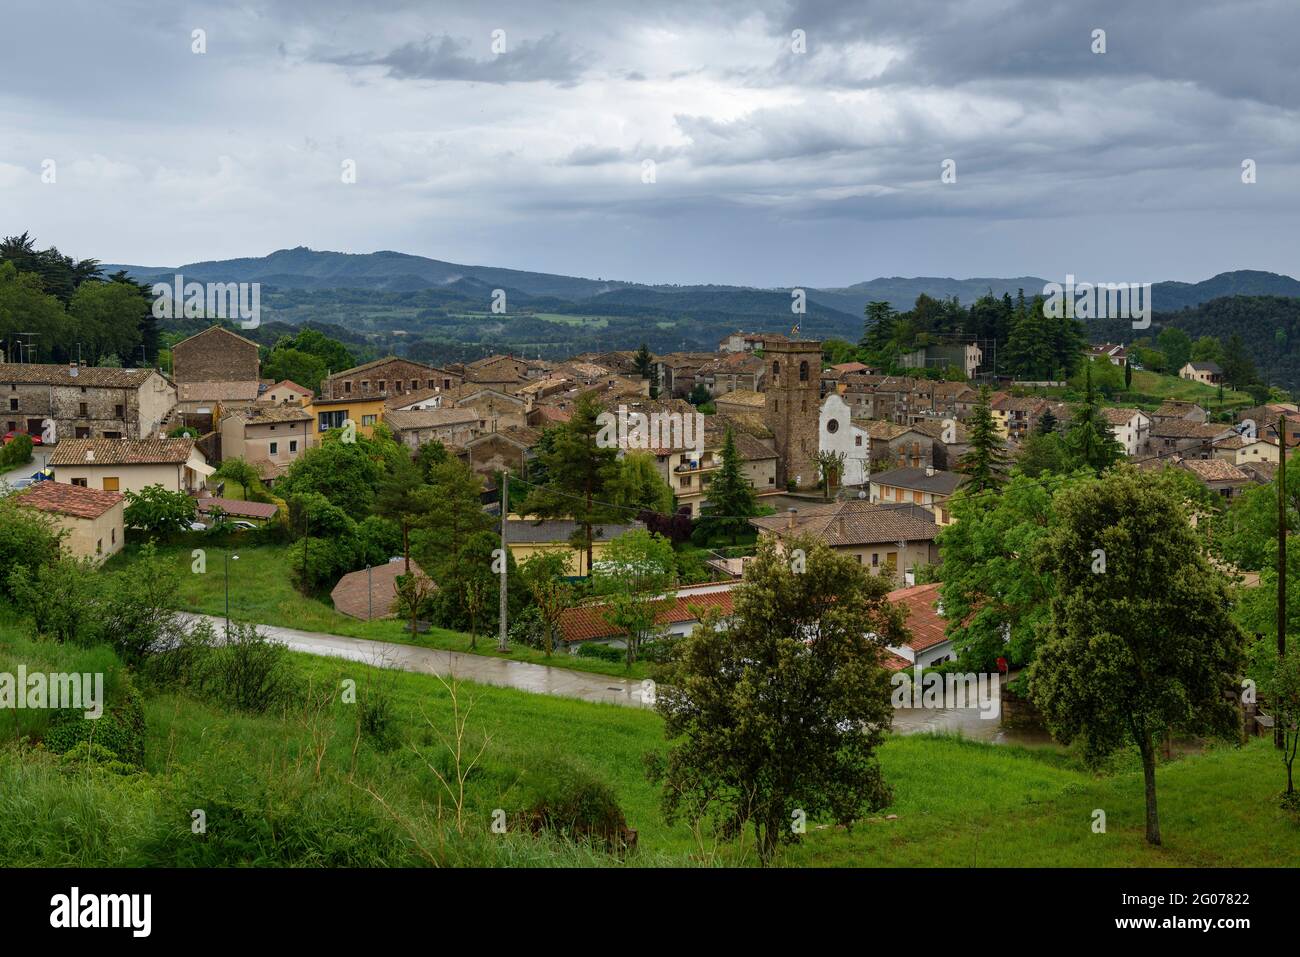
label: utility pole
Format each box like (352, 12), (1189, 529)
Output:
(1278, 415), (1287, 749)
(497, 472), (509, 652)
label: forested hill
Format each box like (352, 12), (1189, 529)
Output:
(102, 248), (1300, 315)
(1090, 295), (1300, 391)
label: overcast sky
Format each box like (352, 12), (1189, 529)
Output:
(2, 0), (1297, 288)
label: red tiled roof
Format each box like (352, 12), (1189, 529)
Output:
(560, 590), (734, 642)
(887, 582), (949, 652)
(19, 481), (123, 519)
(195, 497), (279, 519)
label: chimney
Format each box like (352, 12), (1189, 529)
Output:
(925, 466), (935, 477)
(786, 507), (797, 530)
(836, 516), (846, 538)
(85, 450), (94, 462)
(68, 362), (78, 378)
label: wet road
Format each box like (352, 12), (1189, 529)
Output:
(182, 614), (652, 709)
(182, 614), (1057, 744)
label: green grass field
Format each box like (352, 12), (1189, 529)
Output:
(0, 618), (1295, 867)
(102, 540), (652, 680)
(1127, 370), (1254, 411)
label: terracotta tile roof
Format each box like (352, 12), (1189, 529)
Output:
(265, 379), (312, 396)
(1180, 458), (1250, 483)
(329, 356), (443, 379)
(50, 437), (197, 466)
(331, 560), (434, 621)
(887, 582), (949, 652)
(864, 420), (908, 440)
(195, 497), (279, 519)
(0, 363), (155, 388)
(907, 419), (969, 443)
(714, 388), (766, 408)
(236, 404), (312, 425)
(1101, 406), (1145, 426)
(1152, 400), (1205, 419)
(18, 481), (123, 519)
(385, 387), (445, 410)
(750, 500), (939, 547)
(534, 405), (572, 424)
(1150, 420), (1232, 439)
(713, 411), (773, 439)
(178, 380), (261, 403)
(560, 590), (735, 642)
(384, 408), (480, 431)
(993, 395), (1048, 413)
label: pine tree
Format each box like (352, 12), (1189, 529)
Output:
(1064, 363), (1124, 473)
(1036, 406), (1059, 436)
(861, 301), (897, 354)
(634, 343), (658, 397)
(956, 385), (1009, 493)
(521, 392), (622, 572)
(698, 427), (759, 545)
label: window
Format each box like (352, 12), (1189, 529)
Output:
(679, 476), (692, 488)
(78, 402), (88, 416)
(768, 475), (775, 484)
(102, 431), (121, 440)
(855, 435), (862, 447)
(269, 442), (278, 455)
(75, 427), (91, 439)
(774, 399), (779, 413)
(71, 478), (87, 488)
(103, 477), (119, 491)
(443, 379), (451, 390)
(114, 404), (124, 418)
(361, 381), (369, 392)
(377, 381), (386, 392)
(411, 380), (418, 390)
(111, 528), (116, 544)
(7, 398), (15, 411)
(4, 422), (13, 432)
(872, 553), (879, 567)
(913, 490), (923, 504)
(319, 410), (347, 431)
(362, 414), (377, 426)
(97, 539), (103, 555)
(344, 381), (352, 394)
(799, 361), (809, 381)
(772, 361), (780, 378)
(827, 418), (839, 434)
(289, 440), (298, 453)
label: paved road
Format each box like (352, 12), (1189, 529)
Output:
(183, 613), (652, 709)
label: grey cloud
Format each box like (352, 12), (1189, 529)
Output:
(320, 32), (589, 85)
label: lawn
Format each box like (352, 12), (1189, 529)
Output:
(102, 539), (653, 680)
(1127, 370), (1254, 411)
(0, 618), (1295, 867)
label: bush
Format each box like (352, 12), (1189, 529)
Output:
(639, 637), (680, 664)
(508, 605), (547, 650)
(0, 498), (63, 602)
(357, 678), (400, 752)
(0, 433), (34, 470)
(519, 758), (633, 853)
(576, 642), (624, 663)
(42, 673), (147, 769)
(200, 622), (300, 714)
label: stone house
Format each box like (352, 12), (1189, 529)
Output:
(18, 481), (125, 565)
(384, 408), (481, 450)
(259, 380), (313, 405)
(696, 352), (766, 397)
(323, 357), (461, 401)
(452, 387), (529, 432)
(465, 354), (529, 387)
(750, 500), (940, 580)
(463, 426), (541, 481)
(1, 363), (176, 442)
(171, 326), (260, 384)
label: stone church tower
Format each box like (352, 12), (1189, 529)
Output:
(762, 339), (822, 489)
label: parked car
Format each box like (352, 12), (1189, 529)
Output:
(2, 431), (42, 446)
(188, 521), (208, 531)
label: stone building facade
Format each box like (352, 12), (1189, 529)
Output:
(762, 340), (822, 488)
(323, 357), (461, 400)
(171, 326), (261, 383)
(1, 363), (176, 442)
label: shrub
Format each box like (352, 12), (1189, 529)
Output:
(576, 642), (624, 664)
(0, 433), (34, 470)
(508, 605), (547, 650)
(0, 498), (63, 601)
(519, 758), (634, 854)
(357, 679), (400, 752)
(200, 622), (300, 714)
(42, 674), (147, 769)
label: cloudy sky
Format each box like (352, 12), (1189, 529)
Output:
(2, 0), (1297, 287)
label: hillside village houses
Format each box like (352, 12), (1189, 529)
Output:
(4, 320), (1273, 632)
(2, 363), (175, 441)
(17, 480), (125, 565)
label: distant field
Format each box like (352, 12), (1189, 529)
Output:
(531, 313), (611, 328)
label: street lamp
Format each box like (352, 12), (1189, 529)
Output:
(225, 551), (240, 635)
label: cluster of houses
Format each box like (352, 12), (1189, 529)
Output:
(0, 326), (1284, 654)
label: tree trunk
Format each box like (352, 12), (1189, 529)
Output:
(1139, 736), (1161, 846)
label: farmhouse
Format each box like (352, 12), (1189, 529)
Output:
(1, 363), (175, 442)
(17, 481), (125, 565)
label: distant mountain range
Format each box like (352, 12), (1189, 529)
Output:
(101, 247), (1300, 316)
